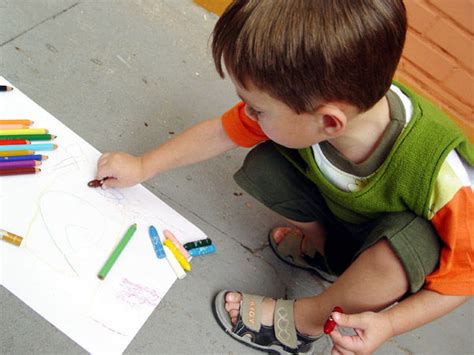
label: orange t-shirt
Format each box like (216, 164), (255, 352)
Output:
(220, 102), (474, 296)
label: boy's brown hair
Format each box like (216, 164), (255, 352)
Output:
(212, 0), (407, 113)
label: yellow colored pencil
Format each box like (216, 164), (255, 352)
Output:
(0, 128), (48, 136)
(0, 150), (34, 156)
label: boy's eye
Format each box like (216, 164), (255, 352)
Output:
(246, 106), (262, 118)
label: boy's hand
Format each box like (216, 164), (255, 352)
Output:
(96, 152), (146, 189)
(329, 311), (394, 355)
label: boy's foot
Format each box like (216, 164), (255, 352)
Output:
(215, 290), (322, 354)
(269, 227), (337, 282)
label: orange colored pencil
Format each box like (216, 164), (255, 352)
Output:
(0, 150), (34, 156)
(0, 120), (33, 126)
(0, 167), (40, 176)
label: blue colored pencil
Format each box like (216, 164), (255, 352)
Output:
(0, 144), (57, 152)
(0, 154), (47, 162)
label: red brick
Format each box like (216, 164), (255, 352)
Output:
(426, 18), (474, 71)
(442, 68), (474, 104)
(397, 72), (474, 141)
(403, 31), (456, 80)
(429, 0), (474, 34)
(405, 0), (439, 33)
(398, 60), (472, 111)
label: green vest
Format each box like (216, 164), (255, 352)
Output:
(277, 83), (474, 224)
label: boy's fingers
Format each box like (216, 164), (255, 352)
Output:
(330, 328), (362, 353)
(333, 312), (367, 329)
(101, 177), (118, 189)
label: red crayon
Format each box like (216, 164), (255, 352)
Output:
(324, 306), (344, 334)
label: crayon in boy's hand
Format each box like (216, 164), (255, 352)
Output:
(324, 306), (344, 334)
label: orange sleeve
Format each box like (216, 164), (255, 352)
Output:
(221, 102), (268, 147)
(425, 186), (474, 295)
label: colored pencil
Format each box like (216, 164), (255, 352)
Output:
(0, 124), (29, 129)
(0, 128), (48, 136)
(0, 120), (33, 126)
(0, 154), (47, 162)
(0, 167), (40, 176)
(0, 139), (30, 145)
(98, 224), (137, 280)
(0, 144), (57, 152)
(0, 150), (34, 156)
(0, 160), (40, 169)
(0, 86), (13, 92)
(0, 229), (23, 246)
(0, 134), (56, 141)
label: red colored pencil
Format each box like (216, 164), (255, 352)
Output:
(0, 167), (41, 176)
(0, 139), (30, 145)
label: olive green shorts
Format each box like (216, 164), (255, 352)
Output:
(234, 142), (441, 293)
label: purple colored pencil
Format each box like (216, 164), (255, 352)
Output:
(0, 160), (39, 169)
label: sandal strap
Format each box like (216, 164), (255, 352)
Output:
(274, 299), (298, 349)
(241, 294), (264, 332)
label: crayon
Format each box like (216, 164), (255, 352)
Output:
(323, 306), (344, 334)
(0, 160), (41, 169)
(0, 167), (40, 176)
(188, 244), (216, 257)
(163, 229), (190, 260)
(0, 120), (33, 126)
(148, 226), (166, 259)
(0, 139), (30, 145)
(0, 128), (48, 136)
(0, 86), (13, 92)
(0, 229), (23, 246)
(0, 143), (57, 152)
(184, 238), (212, 250)
(0, 134), (56, 141)
(0, 154), (47, 162)
(98, 224), (137, 280)
(87, 177), (109, 188)
(163, 244), (186, 279)
(163, 239), (191, 272)
(0, 150), (34, 156)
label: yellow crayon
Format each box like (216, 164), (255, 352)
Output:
(163, 239), (191, 272)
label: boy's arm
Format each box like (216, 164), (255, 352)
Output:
(96, 117), (238, 188)
(329, 290), (470, 354)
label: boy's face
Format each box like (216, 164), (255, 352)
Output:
(230, 75), (328, 149)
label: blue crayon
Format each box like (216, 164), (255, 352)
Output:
(148, 226), (166, 259)
(188, 244), (216, 257)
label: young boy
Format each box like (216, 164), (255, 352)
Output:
(95, 1), (473, 353)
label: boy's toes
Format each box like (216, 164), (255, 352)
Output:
(270, 226), (303, 245)
(225, 292), (242, 325)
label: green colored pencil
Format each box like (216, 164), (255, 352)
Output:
(0, 134), (56, 141)
(98, 224), (137, 280)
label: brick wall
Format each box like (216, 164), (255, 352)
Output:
(397, 0), (473, 141)
(195, 0), (473, 141)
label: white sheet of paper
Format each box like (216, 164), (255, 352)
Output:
(0, 77), (206, 354)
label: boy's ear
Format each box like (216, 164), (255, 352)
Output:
(315, 104), (347, 137)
